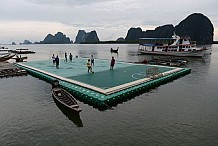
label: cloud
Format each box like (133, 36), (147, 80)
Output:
(27, 0), (115, 7)
(0, 0), (218, 43)
(0, 21), (74, 43)
(142, 20), (164, 26)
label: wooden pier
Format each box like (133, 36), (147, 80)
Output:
(0, 62), (27, 78)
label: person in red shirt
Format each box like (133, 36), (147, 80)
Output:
(110, 56), (115, 70)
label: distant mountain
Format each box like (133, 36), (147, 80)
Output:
(74, 30), (100, 43)
(141, 24), (174, 38)
(85, 31), (100, 43)
(74, 30), (87, 43)
(124, 13), (214, 44)
(22, 40), (32, 44)
(40, 32), (72, 44)
(116, 37), (125, 42)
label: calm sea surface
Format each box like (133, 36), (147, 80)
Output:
(0, 44), (218, 146)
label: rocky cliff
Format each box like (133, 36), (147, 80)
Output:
(141, 25), (174, 38)
(125, 27), (142, 41)
(85, 31), (100, 43)
(125, 13), (214, 44)
(74, 30), (87, 43)
(22, 40), (32, 44)
(175, 13), (214, 44)
(74, 30), (100, 43)
(116, 37), (125, 42)
(40, 32), (71, 44)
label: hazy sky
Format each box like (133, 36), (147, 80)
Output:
(0, 0), (218, 44)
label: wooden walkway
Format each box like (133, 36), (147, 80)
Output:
(0, 62), (27, 78)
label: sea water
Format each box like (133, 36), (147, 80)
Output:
(0, 44), (218, 146)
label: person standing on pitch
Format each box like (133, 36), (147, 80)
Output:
(91, 55), (94, 66)
(55, 55), (59, 69)
(69, 53), (73, 62)
(87, 59), (94, 73)
(110, 56), (115, 70)
(52, 54), (56, 65)
(65, 52), (67, 62)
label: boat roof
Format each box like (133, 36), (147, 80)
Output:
(139, 38), (175, 40)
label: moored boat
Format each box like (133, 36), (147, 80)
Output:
(110, 47), (119, 53)
(138, 33), (208, 57)
(9, 49), (35, 54)
(12, 55), (28, 62)
(0, 53), (16, 62)
(51, 80), (82, 113)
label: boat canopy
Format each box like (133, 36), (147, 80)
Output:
(139, 38), (175, 45)
(139, 38), (175, 40)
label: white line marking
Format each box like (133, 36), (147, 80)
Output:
(132, 72), (147, 79)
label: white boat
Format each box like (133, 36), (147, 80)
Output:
(138, 33), (208, 57)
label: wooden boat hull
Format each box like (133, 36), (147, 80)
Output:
(52, 88), (82, 113)
(111, 50), (118, 53)
(139, 50), (205, 57)
(0, 53), (16, 62)
(110, 49), (118, 53)
(9, 50), (35, 54)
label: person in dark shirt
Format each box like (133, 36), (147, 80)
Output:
(65, 52), (67, 62)
(91, 55), (94, 66)
(69, 53), (73, 62)
(55, 55), (59, 69)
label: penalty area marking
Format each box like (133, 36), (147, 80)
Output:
(132, 72), (147, 79)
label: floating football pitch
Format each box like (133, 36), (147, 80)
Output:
(16, 58), (191, 109)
